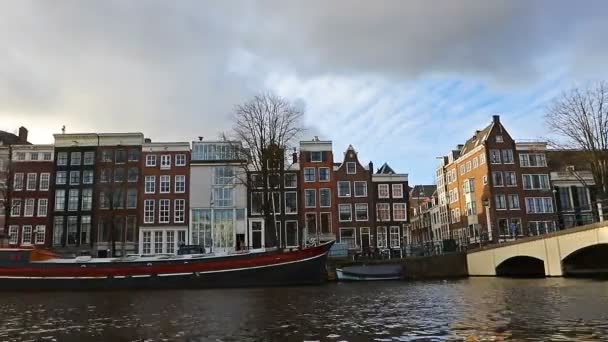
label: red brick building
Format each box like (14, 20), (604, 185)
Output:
(334, 145), (373, 251)
(7, 144), (54, 247)
(299, 137), (338, 243)
(139, 141), (190, 254)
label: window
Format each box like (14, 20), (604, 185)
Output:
(508, 194), (520, 210)
(318, 188), (330, 207)
(502, 150), (514, 164)
(377, 226), (387, 248)
(115, 150), (126, 164)
(57, 152), (68, 165)
(128, 149), (140, 162)
(175, 154), (186, 166)
(99, 191), (109, 209)
(102, 149), (113, 162)
(175, 199), (185, 223)
(285, 192), (298, 214)
(143, 231), (151, 254)
(100, 168), (111, 183)
(269, 192), (281, 215)
(466, 161), (472, 172)
(213, 188), (233, 207)
(505, 171), (517, 186)
(460, 165), (465, 175)
(355, 203), (368, 221)
(492, 171), (504, 187)
(127, 189), (137, 208)
(80, 216), (91, 244)
(339, 204), (352, 221)
(114, 168), (125, 182)
(351, 181), (368, 197)
(166, 230), (175, 254)
(466, 200), (477, 216)
(463, 179), (475, 193)
(525, 197), (554, 213)
(320, 212), (331, 233)
(37, 199), (48, 217)
(144, 200), (155, 223)
(390, 226), (400, 248)
(285, 221), (298, 247)
(160, 155), (171, 169)
(377, 203), (390, 221)
(318, 167), (330, 181)
(16, 152), (26, 161)
(83, 170), (94, 184)
(160, 175), (171, 193)
(67, 216), (78, 245)
(175, 175), (186, 193)
(522, 174), (550, 190)
(69, 171), (80, 185)
(483, 175), (488, 185)
(304, 167), (315, 182)
(338, 181), (351, 197)
(55, 190), (65, 211)
(14, 173), (24, 190)
(306, 213), (317, 235)
(8, 226), (19, 245)
(26, 173), (37, 191)
(393, 203), (407, 221)
(113, 191), (125, 209)
(311, 151), (322, 162)
(81, 189), (93, 211)
(489, 149), (501, 164)
(392, 184), (403, 198)
(213, 166), (234, 185)
(43, 152), (52, 161)
(452, 208), (461, 223)
(495, 194), (507, 210)
(346, 162), (356, 174)
(340, 228), (356, 249)
(23, 198), (35, 217)
(496, 135), (504, 143)
(35, 225), (45, 245)
(84, 151), (95, 165)
(128, 168), (139, 182)
(53, 217), (63, 246)
(479, 154), (486, 164)
(305, 189), (316, 208)
(146, 155), (157, 167)
(70, 152), (81, 166)
(519, 153), (547, 167)
(21, 226), (33, 245)
(378, 184), (389, 198)
(577, 187), (591, 211)
(285, 173), (297, 188)
(251, 192), (263, 215)
(159, 199), (170, 223)
(68, 189), (79, 211)
(145, 176), (155, 194)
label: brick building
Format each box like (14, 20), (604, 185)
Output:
(334, 145), (373, 251)
(139, 141), (190, 254)
(7, 144), (54, 247)
(299, 137), (338, 244)
(372, 163), (409, 255)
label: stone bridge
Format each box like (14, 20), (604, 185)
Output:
(467, 222), (608, 277)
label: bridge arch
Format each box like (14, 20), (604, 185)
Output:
(562, 243), (608, 277)
(495, 255), (545, 277)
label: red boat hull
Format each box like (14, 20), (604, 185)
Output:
(0, 242), (333, 290)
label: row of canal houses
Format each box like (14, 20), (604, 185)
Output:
(1, 128), (409, 257)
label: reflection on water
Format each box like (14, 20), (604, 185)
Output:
(1, 278), (607, 341)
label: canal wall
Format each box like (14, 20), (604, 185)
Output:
(327, 252), (468, 280)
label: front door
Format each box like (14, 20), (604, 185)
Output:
(360, 227), (371, 251)
(249, 219), (265, 249)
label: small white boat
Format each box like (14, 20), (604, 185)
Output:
(336, 264), (403, 281)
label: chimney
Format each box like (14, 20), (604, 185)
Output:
(368, 161), (374, 175)
(493, 115), (500, 124)
(292, 148), (298, 164)
(457, 144), (464, 151)
(18, 126), (28, 143)
(198, 136), (203, 142)
(144, 138), (152, 143)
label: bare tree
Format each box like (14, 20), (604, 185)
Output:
(228, 93), (304, 248)
(546, 81), (608, 199)
(0, 145), (15, 247)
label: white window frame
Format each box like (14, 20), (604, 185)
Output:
(159, 199), (170, 223)
(391, 184), (403, 198)
(145, 176), (156, 194)
(304, 167), (315, 182)
(69, 171), (80, 185)
(284, 173), (297, 188)
(495, 194), (507, 210)
(285, 221), (299, 248)
(35, 225), (45, 245)
(389, 226), (400, 248)
(508, 194), (520, 210)
(21, 225), (33, 245)
(311, 151), (322, 162)
(339, 227), (357, 249)
(338, 181), (351, 197)
(26, 173), (37, 191)
(355, 203), (368, 221)
(70, 152), (81, 166)
(339, 204), (352, 222)
(376, 203), (390, 221)
(175, 175), (186, 193)
(146, 154), (157, 167)
(346, 162), (356, 174)
(160, 175), (171, 194)
(37, 199), (48, 217)
(13, 173), (24, 191)
(318, 167), (330, 182)
(56, 152), (68, 166)
(284, 191), (298, 214)
(24, 198), (35, 217)
(160, 155), (171, 170)
(82, 188), (93, 211)
(144, 199), (155, 224)
(377, 226), (387, 248)
(393, 203), (407, 221)
(354, 181), (368, 197)
(83, 151), (95, 165)
(82, 170), (94, 185)
(304, 189), (316, 208)
(174, 199), (185, 223)
(319, 188), (331, 208)
(489, 149), (501, 164)
(378, 184), (389, 199)
(8, 226), (19, 245)
(175, 154), (186, 166)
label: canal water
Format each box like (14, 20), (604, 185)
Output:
(1, 278), (607, 341)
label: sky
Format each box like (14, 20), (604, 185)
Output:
(1, 1), (608, 185)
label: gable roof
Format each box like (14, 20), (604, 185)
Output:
(409, 184), (437, 198)
(459, 122), (493, 155)
(376, 162), (395, 174)
(0, 130), (30, 145)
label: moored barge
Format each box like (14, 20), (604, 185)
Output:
(0, 241), (334, 290)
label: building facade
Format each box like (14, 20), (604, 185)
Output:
(372, 163), (409, 255)
(334, 145), (373, 251)
(139, 141), (190, 254)
(7, 144), (54, 247)
(190, 141), (247, 253)
(299, 138), (338, 244)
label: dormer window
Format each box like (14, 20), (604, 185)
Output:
(346, 162), (356, 174)
(311, 151), (322, 162)
(496, 135), (504, 143)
